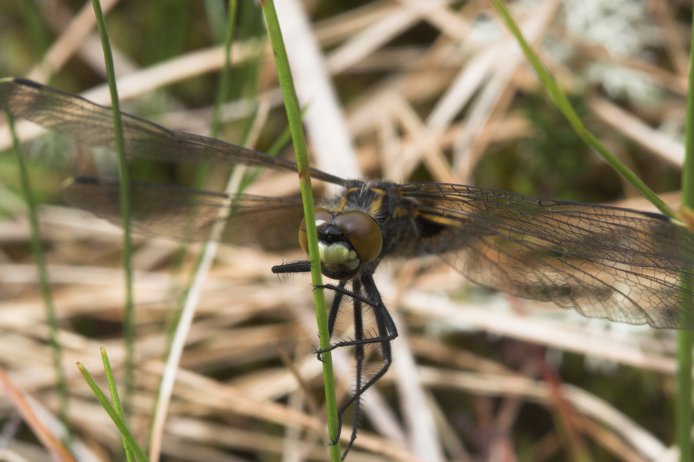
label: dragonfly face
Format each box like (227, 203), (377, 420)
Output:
(302, 180), (424, 280)
(4, 77), (694, 458)
(299, 206), (382, 280)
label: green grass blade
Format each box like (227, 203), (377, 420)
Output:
(192, 0), (238, 189)
(90, 0), (136, 410)
(77, 361), (148, 461)
(18, 0), (51, 56)
(101, 347), (135, 462)
(260, 1), (340, 460)
(210, 0), (237, 139)
(5, 106), (71, 444)
(147, 2), (242, 461)
(676, 6), (694, 462)
(490, 0), (676, 219)
(490, 2), (693, 460)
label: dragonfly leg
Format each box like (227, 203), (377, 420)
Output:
(316, 286), (386, 355)
(317, 278), (397, 354)
(338, 279), (366, 459)
(334, 274), (398, 460)
(328, 281), (347, 338)
(271, 260), (311, 274)
(315, 281), (392, 354)
(314, 281), (347, 362)
(315, 283), (375, 306)
(300, 275), (398, 459)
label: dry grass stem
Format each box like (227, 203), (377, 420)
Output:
(1, 1), (690, 460)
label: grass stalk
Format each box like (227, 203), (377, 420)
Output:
(148, 2), (240, 460)
(490, 2), (694, 460)
(5, 108), (70, 443)
(210, 0), (237, 139)
(78, 360), (147, 461)
(101, 347), (135, 462)
(676, 6), (694, 462)
(490, 0), (676, 219)
(90, 0), (136, 409)
(193, 0), (238, 189)
(260, 1), (341, 460)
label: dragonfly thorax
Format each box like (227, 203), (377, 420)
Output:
(299, 207), (383, 280)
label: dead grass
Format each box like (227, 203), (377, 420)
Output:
(0, 1), (690, 461)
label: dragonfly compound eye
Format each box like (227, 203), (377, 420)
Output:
(298, 208), (333, 255)
(333, 211), (383, 265)
(298, 209), (382, 276)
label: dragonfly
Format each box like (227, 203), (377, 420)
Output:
(3, 77), (694, 459)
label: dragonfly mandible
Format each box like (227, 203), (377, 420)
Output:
(3, 77), (694, 459)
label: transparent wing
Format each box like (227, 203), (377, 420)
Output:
(400, 182), (694, 328)
(62, 177), (305, 250)
(0, 78), (345, 185)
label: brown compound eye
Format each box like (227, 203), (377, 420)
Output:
(334, 211), (382, 264)
(298, 208), (333, 254)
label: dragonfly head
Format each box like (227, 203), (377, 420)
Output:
(299, 208), (383, 280)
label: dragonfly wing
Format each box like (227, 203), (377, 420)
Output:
(400, 182), (694, 329)
(62, 177), (305, 250)
(0, 78), (346, 185)
(221, 194), (305, 250)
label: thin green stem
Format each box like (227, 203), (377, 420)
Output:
(490, 1), (693, 459)
(490, 0), (676, 219)
(91, 0), (135, 409)
(147, 3), (241, 460)
(676, 6), (694, 462)
(102, 347), (135, 462)
(260, 1), (341, 460)
(210, 0), (237, 139)
(5, 110), (71, 444)
(193, 0), (238, 188)
(78, 362), (148, 462)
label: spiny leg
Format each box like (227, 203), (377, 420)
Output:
(316, 280), (366, 457)
(315, 283), (388, 354)
(271, 260), (311, 274)
(316, 280), (348, 362)
(346, 273), (397, 395)
(362, 272), (398, 347)
(361, 272), (396, 398)
(338, 279), (365, 459)
(320, 279), (363, 454)
(273, 261), (397, 457)
(328, 281), (347, 338)
(337, 273), (398, 460)
(326, 274), (398, 407)
(316, 282), (374, 307)
(272, 261), (346, 361)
